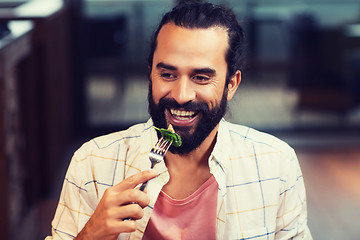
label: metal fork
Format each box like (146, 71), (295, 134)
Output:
(123, 137), (172, 221)
(139, 137), (172, 191)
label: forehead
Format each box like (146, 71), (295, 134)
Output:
(153, 23), (229, 68)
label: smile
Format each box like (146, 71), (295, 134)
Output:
(170, 109), (198, 119)
(167, 108), (200, 126)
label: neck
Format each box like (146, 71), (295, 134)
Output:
(161, 124), (219, 199)
(165, 124), (219, 168)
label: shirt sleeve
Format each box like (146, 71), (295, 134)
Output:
(275, 149), (312, 239)
(45, 150), (96, 240)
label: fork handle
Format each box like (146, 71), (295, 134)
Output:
(139, 162), (156, 191)
(139, 181), (148, 191)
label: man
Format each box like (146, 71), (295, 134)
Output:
(47, 2), (312, 239)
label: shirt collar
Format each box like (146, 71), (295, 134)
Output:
(211, 119), (231, 170)
(208, 118), (231, 197)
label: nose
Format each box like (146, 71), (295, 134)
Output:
(170, 77), (196, 105)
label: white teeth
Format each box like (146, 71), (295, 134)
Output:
(170, 109), (195, 117)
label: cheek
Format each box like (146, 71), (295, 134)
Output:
(196, 83), (225, 108)
(151, 78), (170, 103)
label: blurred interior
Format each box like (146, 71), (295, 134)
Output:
(1, 0), (360, 239)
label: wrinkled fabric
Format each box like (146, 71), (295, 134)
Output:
(46, 119), (312, 240)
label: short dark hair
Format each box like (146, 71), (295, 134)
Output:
(147, 1), (246, 83)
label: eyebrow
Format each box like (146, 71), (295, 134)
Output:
(193, 68), (216, 76)
(156, 62), (177, 71)
(156, 62), (216, 75)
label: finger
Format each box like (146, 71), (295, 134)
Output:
(115, 169), (157, 191)
(116, 188), (150, 208)
(111, 204), (144, 220)
(105, 218), (138, 234)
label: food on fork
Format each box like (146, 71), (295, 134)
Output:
(153, 124), (182, 147)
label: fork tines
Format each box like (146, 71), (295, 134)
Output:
(153, 137), (172, 154)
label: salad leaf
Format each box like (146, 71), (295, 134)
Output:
(154, 126), (182, 147)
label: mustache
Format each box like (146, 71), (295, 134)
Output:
(158, 97), (210, 112)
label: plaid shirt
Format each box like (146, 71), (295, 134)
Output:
(47, 119), (312, 240)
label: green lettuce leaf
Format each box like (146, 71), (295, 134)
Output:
(153, 127), (182, 147)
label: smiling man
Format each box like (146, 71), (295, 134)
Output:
(47, 2), (312, 240)
(148, 23), (234, 156)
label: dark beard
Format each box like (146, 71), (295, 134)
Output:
(148, 83), (228, 155)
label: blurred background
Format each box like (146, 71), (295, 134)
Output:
(1, 0), (360, 239)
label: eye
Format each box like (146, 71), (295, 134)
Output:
(192, 75), (211, 83)
(160, 72), (176, 81)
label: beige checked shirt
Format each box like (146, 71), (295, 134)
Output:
(46, 119), (312, 240)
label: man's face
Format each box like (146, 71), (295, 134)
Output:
(148, 23), (230, 155)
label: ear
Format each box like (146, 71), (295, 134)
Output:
(226, 70), (241, 101)
(148, 65), (154, 83)
(148, 65), (152, 79)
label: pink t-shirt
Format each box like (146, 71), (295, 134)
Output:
(143, 175), (218, 240)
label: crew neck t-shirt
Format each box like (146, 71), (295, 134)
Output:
(143, 175), (218, 240)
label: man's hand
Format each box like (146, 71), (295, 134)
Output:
(75, 170), (157, 240)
